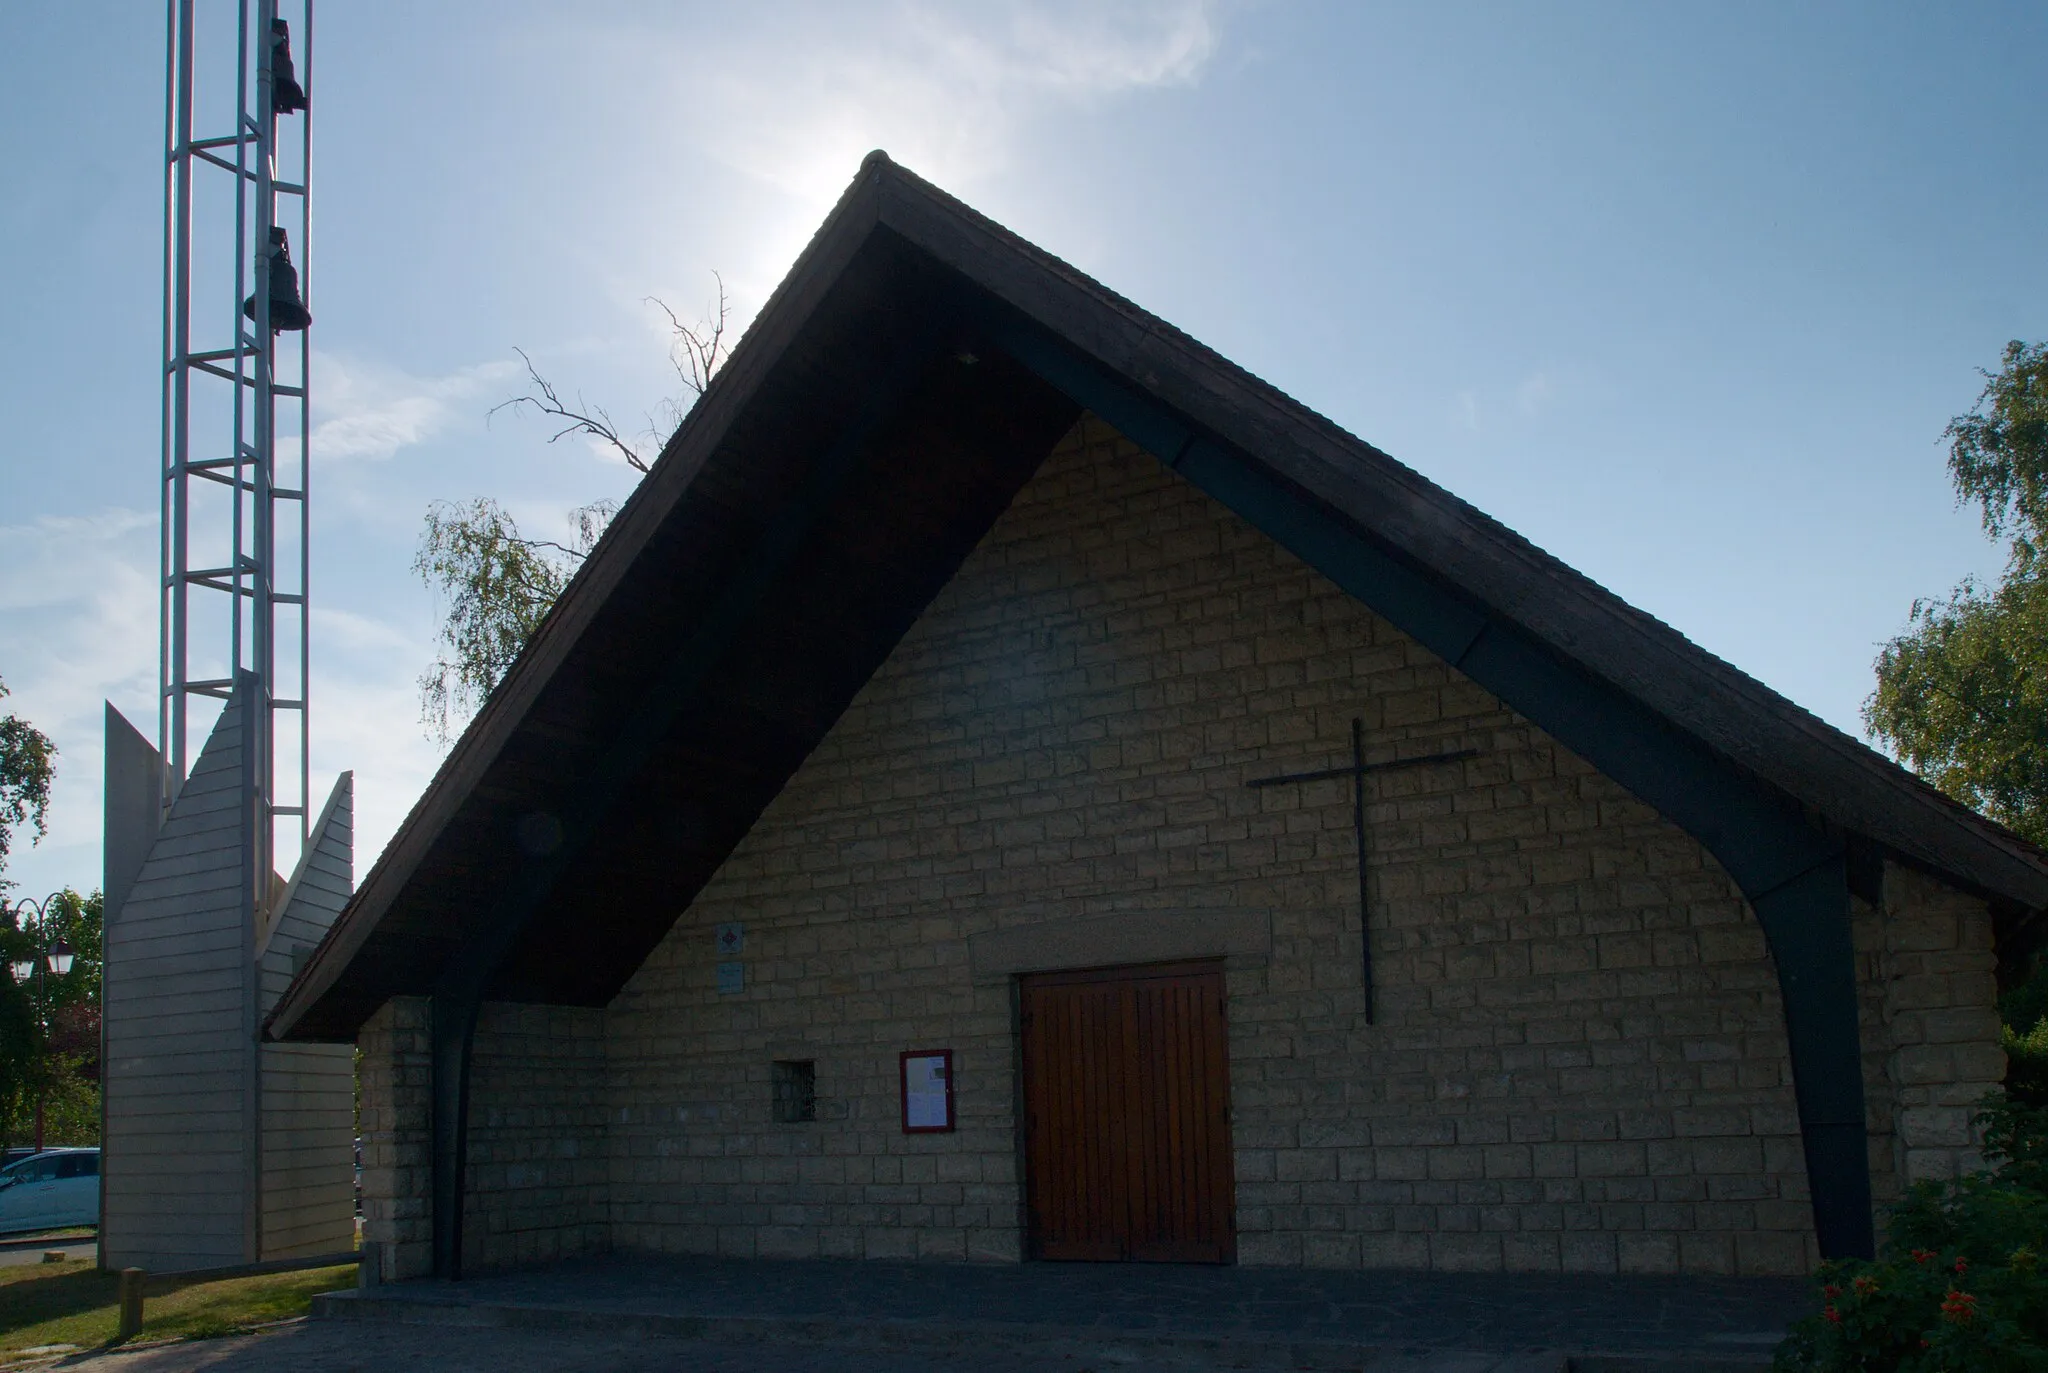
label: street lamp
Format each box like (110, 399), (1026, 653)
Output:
(4, 896), (79, 1153)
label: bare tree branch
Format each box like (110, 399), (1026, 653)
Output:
(648, 272), (729, 400)
(488, 347), (651, 473)
(422, 281), (733, 741)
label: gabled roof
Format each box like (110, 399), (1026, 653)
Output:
(270, 153), (2048, 1042)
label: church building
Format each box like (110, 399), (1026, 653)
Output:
(268, 154), (2045, 1282)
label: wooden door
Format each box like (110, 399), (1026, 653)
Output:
(1019, 960), (1234, 1263)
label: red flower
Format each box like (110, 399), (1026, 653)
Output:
(1852, 1275), (1877, 1295)
(1941, 1290), (1977, 1325)
(1823, 1305), (1841, 1325)
(1912, 1249), (1935, 1264)
(1953, 1256), (1968, 1276)
(1822, 1284), (1842, 1299)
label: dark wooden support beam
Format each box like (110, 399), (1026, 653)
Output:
(1748, 855), (1872, 1256)
(425, 330), (944, 1279)
(986, 312), (1878, 1261)
(428, 992), (478, 1279)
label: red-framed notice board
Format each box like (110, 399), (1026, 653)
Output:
(899, 1049), (954, 1133)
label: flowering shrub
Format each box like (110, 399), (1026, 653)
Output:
(1774, 1094), (2048, 1373)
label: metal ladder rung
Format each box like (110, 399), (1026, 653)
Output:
(190, 146), (249, 177)
(189, 359), (245, 385)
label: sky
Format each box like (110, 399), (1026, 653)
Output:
(2, 1), (2044, 901)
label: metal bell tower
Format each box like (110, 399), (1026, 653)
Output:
(161, 0), (314, 883)
(98, 2), (352, 1274)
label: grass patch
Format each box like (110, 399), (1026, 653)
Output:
(0, 1260), (355, 1356)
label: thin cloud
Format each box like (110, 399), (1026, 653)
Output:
(0, 510), (445, 891)
(1515, 371), (1556, 416)
(701, 1), (1219, 202)
(307, 607), (444, 874)
(0, 508), (158, 895)
(549, 1), (1221, 314)
(312, 352), (520, 463)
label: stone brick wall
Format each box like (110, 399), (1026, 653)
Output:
(355, 996), (611, 1278)
(1858, 865), (2006, 1207)
(357, 996), (431, 1282)
(362, 414), (2009, 1277)
(462, 1003), (610, 1270)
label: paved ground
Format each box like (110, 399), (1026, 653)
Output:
(328, 1254), (1811, 1358)
(17, 1254), (1816, 1372)
(26, 1319), (1292, 1372)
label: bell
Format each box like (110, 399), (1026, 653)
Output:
(243, 226), (312, 331)
(270, 19), (307, 115)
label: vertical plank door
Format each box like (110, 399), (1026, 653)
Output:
(1019, 960), (1234, 1263)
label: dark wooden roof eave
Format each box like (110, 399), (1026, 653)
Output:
(268, 153), (2048, 1045)
(863, 169), (2048, 913)
(264, 161), (896, 1041)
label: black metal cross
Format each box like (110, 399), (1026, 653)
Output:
(1246, 718), (1475, 1023)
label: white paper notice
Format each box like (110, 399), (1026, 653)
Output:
(904, 1053), (949, 1129)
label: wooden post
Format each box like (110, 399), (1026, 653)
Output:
(117, 1268), (145, 1341)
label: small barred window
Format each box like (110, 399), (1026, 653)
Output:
(772, 1060), (816, 1123)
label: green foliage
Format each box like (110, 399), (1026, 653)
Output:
(0, 890), (102, 1148)
(0, 677), (56, 889)
(2007, 1017), (2048, 1111)
(5, 1054), (99, 1147)
(1774, 1094), (2048, 1373)
(1995, 921), (2048, 1112)
(412, 498), (613, 743)
(6, 889), (103, 1025)
(2006, 960), (2048, 1051)
(1946, 341), (2048, 568)
(1865, 569), (2048, 848)
(1867, 341), (2048, 851)
(0, 977), (34, 1151)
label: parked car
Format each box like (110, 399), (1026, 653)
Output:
(0, 1148), (98, 1234)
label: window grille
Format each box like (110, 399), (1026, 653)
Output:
(772, 1060), (816, 1123)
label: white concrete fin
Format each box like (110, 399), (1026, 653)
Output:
(102, 679), (260, 1273)
(102, 703), (166, 928)
(257, 771), (354, 980)
(256, 772), (356, 1260)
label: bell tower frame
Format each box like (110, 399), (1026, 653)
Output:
(98, 0), (353, 1274)
(161, 0), (314, 882)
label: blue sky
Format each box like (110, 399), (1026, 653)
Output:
(2, 1), (2044, 899)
